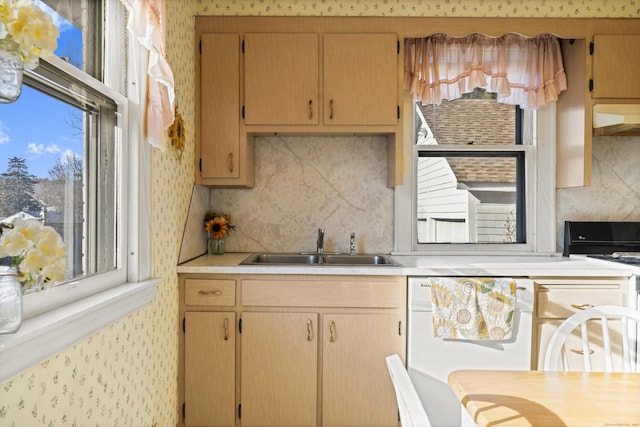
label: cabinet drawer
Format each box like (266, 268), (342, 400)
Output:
(242, 277), (405, 308)
(536, 288), (624, 319)
(185, 279), (236, 306)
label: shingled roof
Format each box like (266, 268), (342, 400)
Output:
(419, 98), (517, 183)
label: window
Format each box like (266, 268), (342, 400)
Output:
(395, 89), (556, 254)
(0, 1), (155, 382)
(415, 89), (527, 245)
(1, 1), (126, 303)
(399, 33), (564, 255)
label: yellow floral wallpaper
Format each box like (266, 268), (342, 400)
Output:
(194, 0), (640, 17)
(0, 0), (637, 426)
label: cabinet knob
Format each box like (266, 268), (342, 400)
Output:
(329, 99), (334, 120)
(308, 99), (313, 119)
(223, 317), (229, 341)
(228, 152), (234, 173)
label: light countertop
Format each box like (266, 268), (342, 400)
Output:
(177, 253), (637, 278)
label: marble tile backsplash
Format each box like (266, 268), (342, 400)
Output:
(556, 136), (640, 250)
(210, 135), (394, 254)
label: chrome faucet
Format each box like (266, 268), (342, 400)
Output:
(349, 232), (357, 255)
(317, 228), (325, 254)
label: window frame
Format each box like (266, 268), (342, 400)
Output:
(19, 55), (129, 318)
(394, 99), (557, 255)
(0, 1), (157, 383)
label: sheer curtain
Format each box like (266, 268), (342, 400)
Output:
(121, 0), (175, 150)
(404, 33), (567, 110)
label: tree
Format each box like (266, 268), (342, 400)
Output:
(34, 152), (83, 215)
(0, 157), (42, 218)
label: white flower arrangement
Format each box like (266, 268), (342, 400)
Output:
(0, 218), (67, 291)
(0, 0), (59, 69)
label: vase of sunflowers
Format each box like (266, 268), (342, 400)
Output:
(204, 211), (235, 255)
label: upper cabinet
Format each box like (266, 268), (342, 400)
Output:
(196, 18), (404, 188)
(243, 32), (399, 128)
(323, 33), (398, 126)
(196, 33), (254, 188)
(591, 35), (640, 99)
(244, 33), (320, 125)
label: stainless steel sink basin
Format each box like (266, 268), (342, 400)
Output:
(239, 253), (399, 266)
(240, 253), (321, 265)
(321, 254), (396, 265)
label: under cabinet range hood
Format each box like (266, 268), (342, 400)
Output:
(593, 104), (640, 136)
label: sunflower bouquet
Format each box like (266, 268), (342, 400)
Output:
(204, 211), (235, 240)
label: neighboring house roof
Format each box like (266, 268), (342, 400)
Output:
(1, 211), (41, 223)
(419, 98), (517, 184)
(447, 157), (516, 184)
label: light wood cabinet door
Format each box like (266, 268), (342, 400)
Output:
(323, 33), (398, 126)
(244, 33), (319, 125)
(240, 312), (319, 427)
(200, 33), (241, 180)
(322, 313), (404, 427)
(592, 35), (640, 98)
(185, 311), (236, 427)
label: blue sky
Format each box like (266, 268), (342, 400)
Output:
(0, 2), (82, 179)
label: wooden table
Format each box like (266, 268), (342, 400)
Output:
(448, 369), (640, 427)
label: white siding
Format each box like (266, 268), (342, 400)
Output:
(416, 157), (471, 242)
(475, 203), (517, 243)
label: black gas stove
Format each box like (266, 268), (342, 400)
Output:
(564, 221), (640, 267)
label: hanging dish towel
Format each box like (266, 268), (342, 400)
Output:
(430, 277), (517, 341)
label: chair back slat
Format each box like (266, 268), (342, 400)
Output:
(621, 316), (632, 372)
(600, 315), (613, 372)
(580, 322), (592, 371)
(544, 306), (640, 373)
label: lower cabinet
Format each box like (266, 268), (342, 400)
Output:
(185, 312), (236, 427)
(321, 313), (403, 427)
(179, 274), (406, 427)
(531, 277), (630, 370)
(241, 312), (319, 427)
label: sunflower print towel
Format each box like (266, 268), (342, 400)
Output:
(430, 277), (517, 341)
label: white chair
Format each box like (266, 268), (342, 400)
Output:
(385, 354), (433, 427)
(543, 305), (640, 372)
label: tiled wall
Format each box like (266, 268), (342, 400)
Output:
(1, 1), (638, 426)
(212, 135), (394, 254)
(557, 136), (640, 241)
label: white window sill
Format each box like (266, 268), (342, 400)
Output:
(0, 278), (158, 382)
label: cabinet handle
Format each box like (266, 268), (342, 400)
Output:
(570, 348), (595, 355)
(223, 318), (229, 341)
(329, 99), (334, 120)
(307, 319), (313, 341)
(571, 303), (595, 310)
(308, 99), (313, 119)
(228, 153), (234, 173)
(198, 290), (222, 296)
(329, 320), (336, 343)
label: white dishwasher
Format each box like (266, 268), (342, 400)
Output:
(407, 277), (534, 427)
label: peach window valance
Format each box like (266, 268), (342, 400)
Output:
(404, 33), (567, 110)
